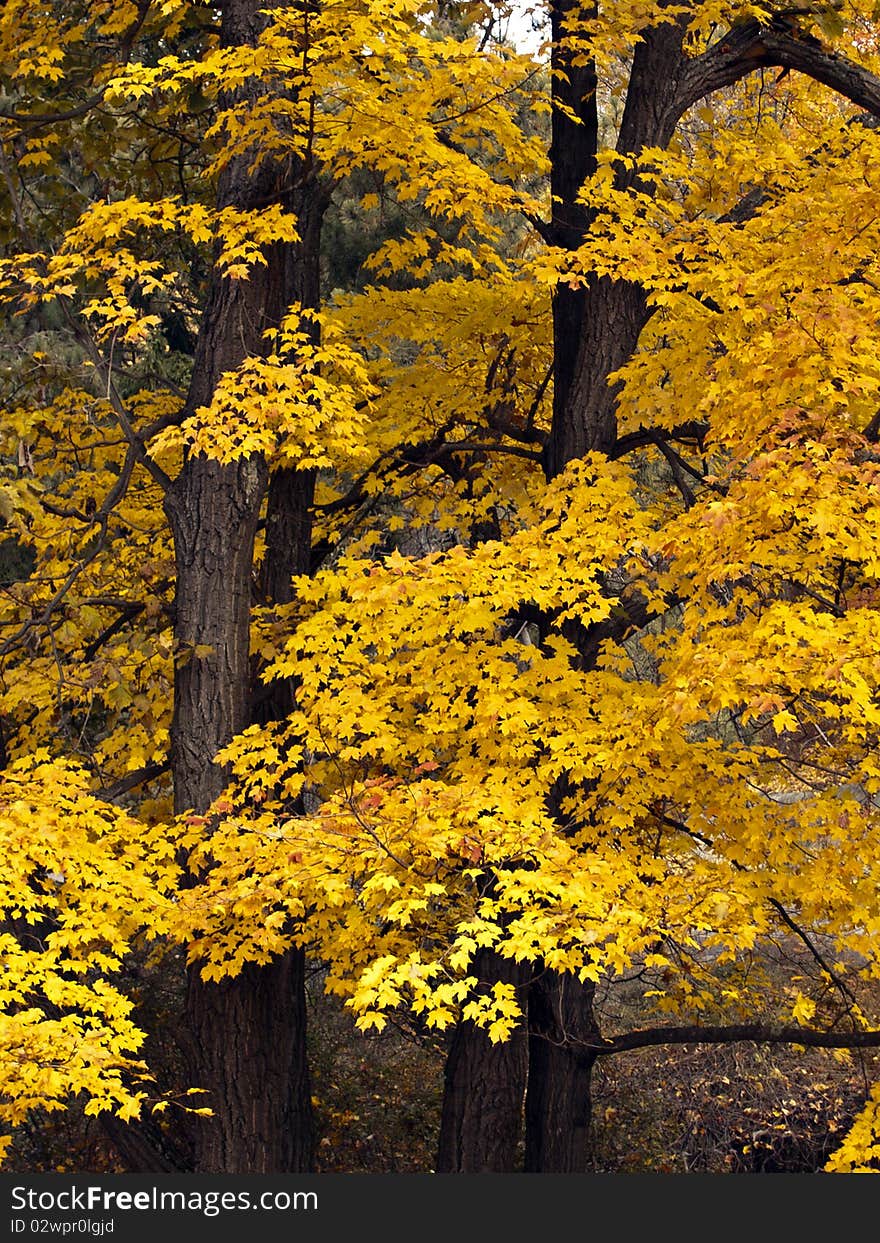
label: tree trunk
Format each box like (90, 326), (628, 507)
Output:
(234, 170), (330, 1179)
(165, 0), (322, 1173)
(524, 16), (683, 1174)
(524, 969), (600, 1172)
(181, 957), (312, 1172)
(545, 276), (650, 473)
(167, 447), (314, 1173)
(435, 949), (529, 1172)
(546, 0), (598, 474)
(167, 454), (267, 812)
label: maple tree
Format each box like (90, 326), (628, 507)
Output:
(4, 0), (880, 1176)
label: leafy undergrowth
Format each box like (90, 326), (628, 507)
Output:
(5, 1104), (125, 1175)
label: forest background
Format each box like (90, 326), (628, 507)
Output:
(3, 0), (880, 1175)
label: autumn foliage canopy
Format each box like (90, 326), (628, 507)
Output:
(3, 0), (880, 1173)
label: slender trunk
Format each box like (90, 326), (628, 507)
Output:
(436, 949), (529, 1172)
(235, 181), (330, 1177)
(524, 17), (689, 1172)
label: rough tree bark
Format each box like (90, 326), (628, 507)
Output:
(524, 969), (600, 1173)
(164, 0), (324, 1174)
(436, 950), (530, 1172)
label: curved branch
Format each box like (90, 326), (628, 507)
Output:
(612, 420), (708, 458)
(0, 92), (107, 128)
(101, 759), (170, 801)
(679, 22), (880, 119)
(83, 600), (146, 661)
(596, 1023), (880, 1056)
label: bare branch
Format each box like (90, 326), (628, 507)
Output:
(612, 421), (709, 459)
(440, 440), (543, 462)
(83, 600), (147, 661)
(650, 431), (697, 508)
(680, 22), (880, 120)
(101, 760), (170, 801)
(596, 1023), (880, 1056)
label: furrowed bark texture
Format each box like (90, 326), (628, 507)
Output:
(167, 454), (266, 814)
(436, 949), (530, 1172)
(164, 0), (322, 1174)
(524, 970), (600, 1173)
(548, 0), (599, 449)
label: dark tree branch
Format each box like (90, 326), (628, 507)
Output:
(524, 362), (553, 433)
(482, 341), (550, 446)
(440, 440), (544, 462)
(790, 578), (846, 618)
(0, 92), (108, 128)
(83, 600), (147, 661)
(768, 896), (859, 1008)
(650, 431), (697, 508)
(679, 22), (880, 121)
(612, 421), (708, 459)
(596, 1023), (880, 1056)
(101, 760), (170, 801)
(56, 299), (174, 493)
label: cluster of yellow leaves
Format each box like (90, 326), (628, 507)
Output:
(103, 0), (547, 238)
(276, 276), (549, 566)
(574, 113), (880, 455)
(151, 311), (375, 469)
(0, 755), (175, 1154)
(6, 0), (880, 1171)
(0, 199), (304, 344)
(172, 442), (880, 1049)
(0, 1), (191, 88)
(826, 1083), (880, 1172)
(0, 386), (176, 776)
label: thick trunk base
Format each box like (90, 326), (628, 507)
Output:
(436, 949), (529, 1172)
(185, 950), (312, 1173)
(524, 969), (598, 1173)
